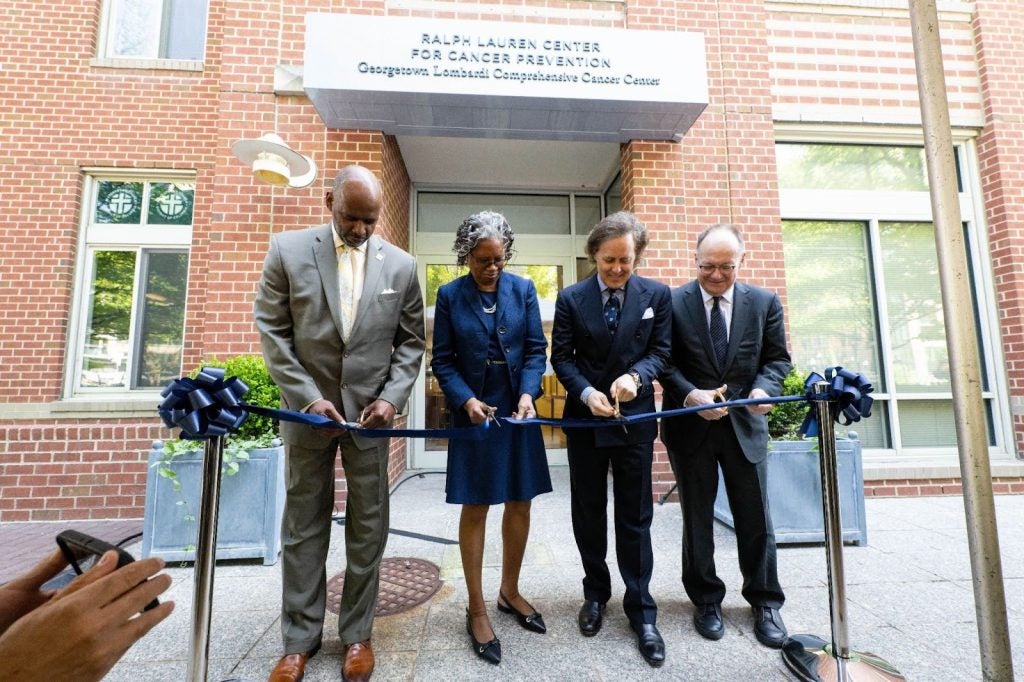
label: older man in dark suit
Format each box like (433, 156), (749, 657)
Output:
(660, 223), (792, 649)
(552, 211), (672, 667)
(255, 165), (425, 682)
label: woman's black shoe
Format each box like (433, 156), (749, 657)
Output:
(497, 592), (547, 634)
(466, 610), (501, 664)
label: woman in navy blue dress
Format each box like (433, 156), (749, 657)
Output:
(431, 211), (552, 665)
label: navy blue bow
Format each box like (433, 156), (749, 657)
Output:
(158, 367), (249, 440)
(799, 366), (874, 437)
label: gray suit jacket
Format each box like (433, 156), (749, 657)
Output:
(254, 224), (425, 450)
(659, 280), (791, 463)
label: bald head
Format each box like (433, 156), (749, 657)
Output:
(326, 165), (382, 247)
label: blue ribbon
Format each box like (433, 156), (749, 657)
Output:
(157, 367), (249, 440)
(159, 366), (872, 441)
(798, 366), (874, 437)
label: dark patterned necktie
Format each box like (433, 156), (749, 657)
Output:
(604, 289), (621, 334)
(710, 296), (728, 368)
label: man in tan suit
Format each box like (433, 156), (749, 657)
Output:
(255, 165), (425, 682)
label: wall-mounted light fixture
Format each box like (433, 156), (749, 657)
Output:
(230, 133), (317, 188)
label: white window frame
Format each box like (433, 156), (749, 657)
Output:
(94, 0), (209, 69)
(65, 169), (195, 398)
(775, 124), (1012, 462)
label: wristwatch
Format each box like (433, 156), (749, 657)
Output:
(628, 370), (642, 390)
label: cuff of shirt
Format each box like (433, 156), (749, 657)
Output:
(581, 386), (596, 404)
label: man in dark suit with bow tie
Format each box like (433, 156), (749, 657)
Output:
(660, 223), (792, 649)
(552, 211), (671, 667)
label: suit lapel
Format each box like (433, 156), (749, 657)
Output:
(458, 274), (490, 332)
(609, 276), (652, 358)
(349, 236), (384, 340)
(724, 282), (750, 369)
(573, 276), (611, 346)
(313, 224), (345, 341)
(683, 282), (718, 369)
(495, 272), (514, 332)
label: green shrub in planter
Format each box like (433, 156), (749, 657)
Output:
(154, 355), (281, 485)
(145, 354), (287, 563)
(767, 366), (809, 441)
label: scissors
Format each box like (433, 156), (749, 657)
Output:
(484, 405), (501, 428)
(613, 395), (628, 434)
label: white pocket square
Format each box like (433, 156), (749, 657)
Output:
(381, 288), (397, 295)
(642, 307), (654, 320)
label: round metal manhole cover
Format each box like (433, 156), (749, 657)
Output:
(326, 557), (442, 617)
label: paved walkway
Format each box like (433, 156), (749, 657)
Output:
(4, 468), (1022, 680)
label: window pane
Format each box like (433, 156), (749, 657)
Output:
(879, 222), (949, 392)
(110, 0), (163, 58)
(164, 0), (208, 60)
(776, 144), (928, 191)
(575, 196), (602, 234)
(95, 181), (144, 224)
(781, 220), (883, 387)
(134, 251), (188, 388)
(81, 251), (137, 388)
(604, 173), (622, 215)
(835, 401), (890, 449)
(899, 399), (958, 447)
(148, 182), (194, 225)
(418, 193), (570, 234)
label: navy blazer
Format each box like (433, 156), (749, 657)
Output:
(659, 280), (791, 463)
(431, 272), (548, 426)
(551, 273), (672, 446)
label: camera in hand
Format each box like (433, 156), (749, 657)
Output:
(56, 529), (160, 612)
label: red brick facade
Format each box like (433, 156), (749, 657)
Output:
(1, 0), (1022, 521)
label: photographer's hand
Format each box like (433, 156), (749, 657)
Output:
(0, 550), (174, 682)
(0, 548), (67, 634)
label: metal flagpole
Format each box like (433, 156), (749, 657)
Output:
(781, 382), (904, 681)
(187, 435), (226, 682)
(907, 2), (1014, 679)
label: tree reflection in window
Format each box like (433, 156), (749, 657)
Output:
(135, 251), (189, 387)
(776, 144), (929, 192)
(82, 251), (136, 388)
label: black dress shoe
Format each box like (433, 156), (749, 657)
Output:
(497, 592), (546, 634)
(632, 623), (666, 667)
(693, 602), (725, 640)
(577, 600), (606, 637)
(752, 606), (787, 648)
(466, 610), (501, 664)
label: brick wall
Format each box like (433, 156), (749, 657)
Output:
(2, 0), (1022, 522)
(974, 1), (1024, 454)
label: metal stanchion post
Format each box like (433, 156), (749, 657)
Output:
(187, 435), (225, 682)
(781, 382), (904, 682)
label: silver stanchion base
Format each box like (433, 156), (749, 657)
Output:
(781, 635), (906, 682)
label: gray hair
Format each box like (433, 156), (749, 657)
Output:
(452, 211), (516, 266)
(696, 223), (745, 254)
(585, 211), (649, 261)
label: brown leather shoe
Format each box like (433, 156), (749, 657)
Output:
(342, 639), (374, 682)
(268, 646), (318, 682)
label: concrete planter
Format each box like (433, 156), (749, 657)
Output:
(141, 440), (287, 565)
(714, 433), (867, 545)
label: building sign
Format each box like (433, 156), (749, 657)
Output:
(304, 14), (708, 142)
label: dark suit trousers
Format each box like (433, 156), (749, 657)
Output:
(670, 420), (784, 609)
(566, 430), (657, 627)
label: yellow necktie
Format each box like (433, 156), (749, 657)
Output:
(338, 245), (356, 341)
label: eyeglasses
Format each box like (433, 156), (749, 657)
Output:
(697, 263), (737, 275)
(470, 256), (506, 268)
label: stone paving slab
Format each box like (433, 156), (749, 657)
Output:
(4, 468), (1022, 680)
